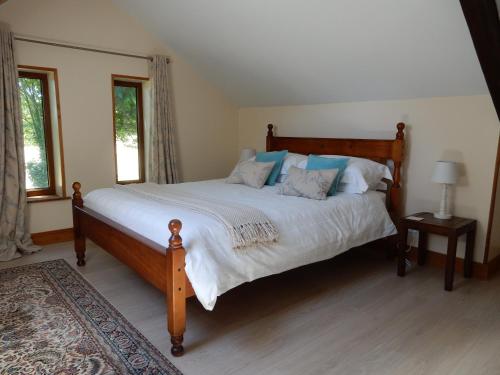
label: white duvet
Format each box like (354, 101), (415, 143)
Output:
(84, 179), (396, 310)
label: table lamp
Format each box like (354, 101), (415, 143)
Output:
(432, 161), (458, 219)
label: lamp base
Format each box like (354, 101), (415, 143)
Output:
(434, 212), (452, 220)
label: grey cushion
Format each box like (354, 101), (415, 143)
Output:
(226, 160), (276, 189)
(280, 166), (338, 200)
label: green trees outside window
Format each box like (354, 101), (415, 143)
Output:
(113, 80), (144, 183)
(114, 85), (139, 145)
(19, 75), (50, 190)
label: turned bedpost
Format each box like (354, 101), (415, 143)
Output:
(166, 219), (187, 357)
(72, 182), (86, 266)
(266, 123), (274, 152)
(391, 122), (405, 220)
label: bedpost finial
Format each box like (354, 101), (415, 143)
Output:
(267, 124), (274, 136)
(72, 181), (81, 193)
(168, 219), (183, 249)
(72, 181), (83, 207)
(396, 122), (405, 140)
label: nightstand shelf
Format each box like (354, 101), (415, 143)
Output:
(397, 212), (477, 291)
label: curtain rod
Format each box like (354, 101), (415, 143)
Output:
(14, 36), (170, 63)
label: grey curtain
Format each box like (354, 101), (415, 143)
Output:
(148, 55), (179, 184)
(0, 25), (41, 261)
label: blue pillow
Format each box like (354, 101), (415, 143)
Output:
(306, 155), (349, 196)
(255, 150), (288, 186)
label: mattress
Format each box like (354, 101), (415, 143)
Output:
(84, 179), (397, 310)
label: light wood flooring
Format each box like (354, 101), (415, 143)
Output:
(2, 242), (500, 375)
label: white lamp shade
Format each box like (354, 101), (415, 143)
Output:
(432, 161), (458, 184)
(239, 148), (256, 162)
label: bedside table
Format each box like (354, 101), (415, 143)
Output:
(397, 212), (477, 291)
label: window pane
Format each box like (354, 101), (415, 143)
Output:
(114, 84), (140, 182)
(19, 77), (50, 190)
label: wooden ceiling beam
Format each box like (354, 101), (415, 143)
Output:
(460, 0), (500, 120)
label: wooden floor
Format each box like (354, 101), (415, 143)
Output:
(3, 242), (500, 375)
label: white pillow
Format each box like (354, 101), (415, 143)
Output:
(275, 153), (307, 183)
(226, 160), (276, 189)
(279, 166), (338, 200)
(296, 155), (392, 194)
(252, 153), (307, 173)
(280, 153), (308, 175)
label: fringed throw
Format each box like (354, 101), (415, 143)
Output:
(116, 184), (278, 249)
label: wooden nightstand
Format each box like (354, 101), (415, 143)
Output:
(397, 212), (477, 291)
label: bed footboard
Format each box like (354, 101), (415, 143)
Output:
(71, 182), (188, 357)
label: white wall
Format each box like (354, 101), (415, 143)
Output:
(0, 0), (239, 233)
(239, 95), (499, 263)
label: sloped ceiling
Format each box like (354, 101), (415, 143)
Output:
(113, 0), (489, 107)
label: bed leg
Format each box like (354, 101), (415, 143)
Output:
(166, 219), (187, 357)
(385, 234), (398, 260)
(72, 182), (86, 267)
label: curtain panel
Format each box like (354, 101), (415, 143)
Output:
(0, 25), (40, 261)
(148, 55), (179, 184)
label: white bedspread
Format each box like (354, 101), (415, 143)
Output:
(84, 179), (396, 310)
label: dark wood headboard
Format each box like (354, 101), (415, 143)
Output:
(266, 122), (405, 219)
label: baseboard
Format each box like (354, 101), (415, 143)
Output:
(407, 247), (500, 280)
(32, 228), (74, 245)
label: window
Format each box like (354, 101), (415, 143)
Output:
(19, 71), (56, 197)
(18, 66), (66, 201)
(112, 79), (145, 183)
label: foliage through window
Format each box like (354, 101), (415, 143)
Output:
(113, 80), (144, 183)
(18, 71), (55, 196)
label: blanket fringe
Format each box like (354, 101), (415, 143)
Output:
(230, 222), (279, 248)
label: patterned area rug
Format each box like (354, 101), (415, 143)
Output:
(0, 259), (182, 374)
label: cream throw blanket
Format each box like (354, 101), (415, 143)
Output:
(116, 184), (278, 249)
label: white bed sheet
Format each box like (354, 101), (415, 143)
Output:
(84, 179), (396, 310)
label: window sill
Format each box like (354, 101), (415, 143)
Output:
(27, 195), (71, 204)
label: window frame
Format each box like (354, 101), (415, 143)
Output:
(112, 78), (146, 184)
(18, 70), (57, 197)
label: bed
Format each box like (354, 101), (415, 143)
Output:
(71, 123), (405, 356)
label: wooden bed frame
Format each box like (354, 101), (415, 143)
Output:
(71, 122), (405, 357)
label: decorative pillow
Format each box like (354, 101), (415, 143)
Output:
(280, 166), (338, 200)
(306, 156), (349, 196)
(255, 150), (288, 186)
(280, 152), (308, 175)
(275, 153), (308, 183)
(226, 160), (276, 189)
(297, 155), (393, 194)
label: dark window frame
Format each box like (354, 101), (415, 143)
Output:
(18, 70), (56, 197)
(112, 79), (145, 184)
